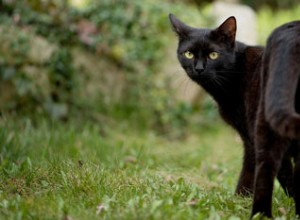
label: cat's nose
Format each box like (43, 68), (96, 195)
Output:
(195, 60), (204, 72)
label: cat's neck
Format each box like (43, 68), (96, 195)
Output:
(213, 43), (263, 135)
(207, 43), (263, 108)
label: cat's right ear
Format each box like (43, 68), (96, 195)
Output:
(169, 14), (191, 39)
(212, 16), (236, 47)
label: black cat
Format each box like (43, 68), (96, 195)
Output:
(252, 21), (300, 217)
(169, 14), (299, 217)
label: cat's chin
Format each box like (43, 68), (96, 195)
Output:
(187, 74), (200, 82)
(186, 71), (201, 80)
(187, 72), (208, 82)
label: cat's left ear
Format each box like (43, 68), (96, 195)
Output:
(213, 16), (236, 47)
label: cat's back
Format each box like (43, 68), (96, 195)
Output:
(263, 20), (300, 79)
(262, 20), (300, 139)
(278, 20), (300, 30)
(268, 20), (300, 45)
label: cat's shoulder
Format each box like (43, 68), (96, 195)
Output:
(235, 42), (263, 58)
(245, 46), (264, 57)
(245, 46), (264, 64)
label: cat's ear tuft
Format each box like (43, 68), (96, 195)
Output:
(214, 16), (236, 46)
(169, 14), (191, 39)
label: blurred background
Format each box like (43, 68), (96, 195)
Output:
(1, 1), (300, 219)
(0, 0), (300, 136)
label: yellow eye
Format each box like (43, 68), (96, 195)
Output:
(208, 52), (219, 60)
(184, 51), (194, 59)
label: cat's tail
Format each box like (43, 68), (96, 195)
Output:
(264, 26), (300, 139)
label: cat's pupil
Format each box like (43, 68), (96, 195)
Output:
(209, 52), (219, 60)
(184, 51), (194, 59)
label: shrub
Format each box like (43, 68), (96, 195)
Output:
(0, 0), (212, 135)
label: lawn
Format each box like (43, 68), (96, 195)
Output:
(0, 116), (295, 220)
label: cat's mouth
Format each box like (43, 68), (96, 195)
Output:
(188, 72), (201, 80)
(187, 70), (217, 86)
(187, 70), (207, 81)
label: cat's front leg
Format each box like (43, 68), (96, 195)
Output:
(235, 142), (255, 196)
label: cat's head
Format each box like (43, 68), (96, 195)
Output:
(169, 14), (237, 85)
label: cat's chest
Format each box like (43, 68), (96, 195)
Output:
(244, 64), (262, 132)
(218, 103), (248, 132)
(218, 80), (260, 140)
(245, 84), (260, 129)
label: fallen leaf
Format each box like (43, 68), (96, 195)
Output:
(78, 160), (83, 167)
(62, 215), (73, 220)
(186, 199), (199, 206)
(278, 207), (287, 215)
(124, 156), (137, 164)
(96, 204), (106, 215)
(165, 175), (174, 182)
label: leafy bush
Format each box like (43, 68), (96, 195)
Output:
(0, 0), (212, 135)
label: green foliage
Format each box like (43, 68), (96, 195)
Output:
(257, 5), (300, 44)
(82, 0), (165, 67)
(0, 0), (212, 135)
(241, 0), (299, 10)
(48, 48), (75, 102)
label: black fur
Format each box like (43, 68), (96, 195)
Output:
(252, 21), (300, 217)
(169, 14), (300, 217)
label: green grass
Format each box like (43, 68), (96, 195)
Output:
(0, 116), (296, 219)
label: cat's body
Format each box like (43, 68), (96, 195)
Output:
(169, 14), (300, 217)
(252, 21), (300, 217)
